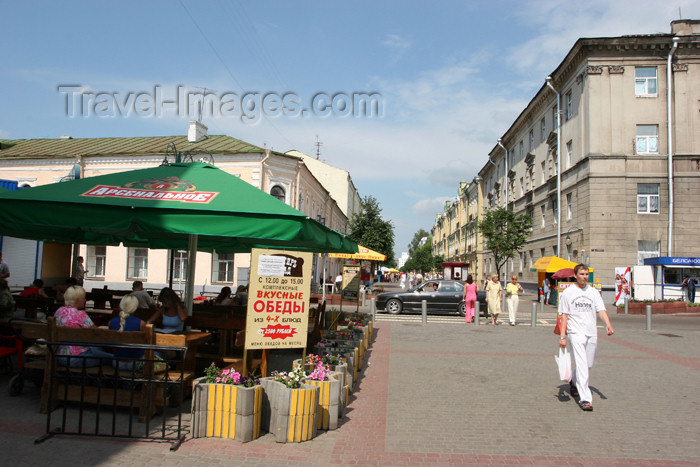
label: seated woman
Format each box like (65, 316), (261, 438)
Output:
(19, 279), (50, 298)
(213, 286), (233, 305)
(109, 294), (147, 369)
(54, 285), (113, 367)
(148, 287), (187, 333)
(233, 285), (248, 306)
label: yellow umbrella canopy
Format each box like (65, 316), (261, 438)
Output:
(327, 244), (387, 261)
(529, 256), (594, 273)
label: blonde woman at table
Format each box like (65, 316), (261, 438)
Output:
(109, 294), (147, 369)
(54, 286), (113, 367)
(148, 287), (187, 333)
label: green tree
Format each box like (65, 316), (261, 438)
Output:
(402, 231), (442, 275)
(349, 195), (395, 267)
(407, 228), (430, 257)
(478, 207), (532, 279)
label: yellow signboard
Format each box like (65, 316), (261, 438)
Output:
(245, 249), (312, 350)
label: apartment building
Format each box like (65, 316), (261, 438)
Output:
(0, 122), (353, 292)
(434, 19), (700, 287)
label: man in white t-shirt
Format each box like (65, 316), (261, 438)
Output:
(558, 264), (614, 412)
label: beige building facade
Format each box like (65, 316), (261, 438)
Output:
(433, 20), (700, 290)
(0, 122), (354, 293)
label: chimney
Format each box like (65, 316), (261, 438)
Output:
(187, 120), (208, 143)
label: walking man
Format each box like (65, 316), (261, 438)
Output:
(558, 264), (614, 411)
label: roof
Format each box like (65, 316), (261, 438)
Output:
(0, 135), (275, 160)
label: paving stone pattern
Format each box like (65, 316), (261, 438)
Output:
(0, 293), (697, 466)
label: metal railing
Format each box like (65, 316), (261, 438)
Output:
(38, 341), (188, 451)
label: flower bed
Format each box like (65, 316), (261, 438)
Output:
(191, 366), (262, 442)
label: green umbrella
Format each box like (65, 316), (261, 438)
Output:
(0, 162), (357, 310)
(0, 162), (357, 253)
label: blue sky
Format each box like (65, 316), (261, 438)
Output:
(2, 0), (698, 257)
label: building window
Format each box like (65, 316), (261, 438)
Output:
(127, 248), (148, 280)
(168, 250), (188, 282)
(567, 193), (572, 220)
(541, 161), (546, 184)
(540, 118), (546, 142)
(540, 205), (546, 228)
(552, 106), (558, 129)
(540, 247), (546, 259)
(529, 250), (534, 268)
(638, 240), (660, 265)
(566, 140), (573, 169)
(519, 177), (524, 197)
(552, 200), (558, 224)
(529, 129), (534, 152)
(212, 252), (234, 283)
(552, 245), (558, 257)
(637, 184), (660, 214)
(519, 140), (524, 160)
(87, 246), (106, 279)
(270, 185), (286, 202)
(566, 244), (573, 262)
(566, 91), (573, 120)
(636, 125), (659, 154)
(635, 67), (657, 97)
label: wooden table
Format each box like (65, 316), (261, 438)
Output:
(155, 331), (211, 372)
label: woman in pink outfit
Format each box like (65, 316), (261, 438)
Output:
(463, 274), (478, 323)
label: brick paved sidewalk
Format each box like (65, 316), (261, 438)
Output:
(0, 312), (697, 466)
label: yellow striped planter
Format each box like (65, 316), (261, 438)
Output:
(304, 372), (341, 430)
(260, 378), (319, 443)
(191, 378), (263, 442)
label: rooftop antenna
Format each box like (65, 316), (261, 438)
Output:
(314, 135), (323, 159)
(192, 86), (217, 123)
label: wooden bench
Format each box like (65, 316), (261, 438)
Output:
(13, 295), (56, 319)
(22, 318), (191, 422)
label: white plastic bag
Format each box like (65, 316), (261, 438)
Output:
(555, 347), (572, 382)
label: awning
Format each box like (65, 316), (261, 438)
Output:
(529, 256), (593, 273)
(328, 244), (387, 261)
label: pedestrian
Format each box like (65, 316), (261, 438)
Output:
(505, 275), (524, 326)
(74, 256), (87, 286)
(483, 274), (489, 290)
(682, 275), (696, 303)
(485, 274), (502, 325)
(409, 270), (415, 288)
(0, 252), (10, 280)
(335, 273), (342, 293)
(399, 273), (406, 290)
(463, 274), (478, 323)
(558, 264), (614, 412)
(543, 277), (551, 305)
(415, 270), (423, 285)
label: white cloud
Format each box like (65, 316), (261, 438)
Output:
(412, 196), (453, 216)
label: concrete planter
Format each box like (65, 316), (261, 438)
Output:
(316, 343), (360, 380)
(260, 378), (318, 443)
(191, 377), (263, 442)
(303, 372), (341, 430)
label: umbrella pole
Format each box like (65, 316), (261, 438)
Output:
(184, 234), (198, 316)
(322, 256), (327, 303)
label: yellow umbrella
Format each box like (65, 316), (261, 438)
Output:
(530, 256), (593, 273)
(328, 244), (387, 261)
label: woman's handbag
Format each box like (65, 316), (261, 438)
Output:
(555, 347), (572, 382)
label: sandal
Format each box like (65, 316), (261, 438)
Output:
(570, 382), (579, 398)
(579, 401), (593, 411)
